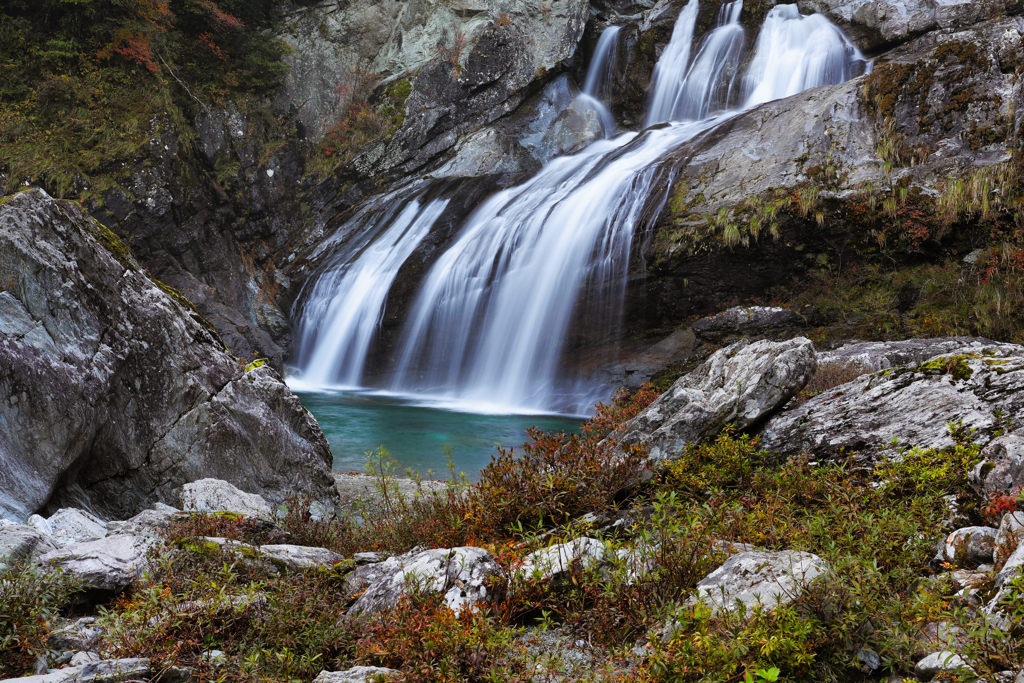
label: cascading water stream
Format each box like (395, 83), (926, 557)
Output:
(576, 26), (621, 137)
(289, 188), (449, 390)
(292, 1), (869, 415)
(742, 4), (869, 108)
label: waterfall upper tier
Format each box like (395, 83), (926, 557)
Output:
(289, 1), (871, 415)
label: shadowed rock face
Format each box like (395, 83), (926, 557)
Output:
(0, 189), (335, 522)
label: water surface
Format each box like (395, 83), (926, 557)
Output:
(295, 390), (583, 479)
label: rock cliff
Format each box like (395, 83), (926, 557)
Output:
(0, 189), (335, 522)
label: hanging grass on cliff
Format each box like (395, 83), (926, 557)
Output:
(0, 0), (291, 197)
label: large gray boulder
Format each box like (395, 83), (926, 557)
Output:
(258, 544), (346, 571)
(691, 306), (805, 343)
(0, 520), (57, 570)
(178, 479), (273, 519)
(613, 338), (817, 461)
(689, 549), (829, 613)
(819, 338), (1001, 374)
(346, 546), (504, 617)
(0, 190), (336, 522)
(105, 504), (183, 541)
(970, 434), (1024, 499)
(760, 345), (1024, 461)
(38, 509), (108, 549)
(36, 535), (152, 592)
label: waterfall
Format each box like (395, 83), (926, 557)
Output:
(291, 2), (869, 414)
(648, 0), (746, 124)
(289, 188), (449, 391)
(576, 26), (622, 137)
(645, 0), (700, 126)
(742, 4), (869, 108)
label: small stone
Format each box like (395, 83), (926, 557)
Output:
(312, 666), (400, 683)
(939, 526), (998, 566)
(346, 546), (504, 617)
(70, 651), (101, 666)
(856, 648), (881, 672)
(915, 651), (972, 681)
(515, 537), (608, 585)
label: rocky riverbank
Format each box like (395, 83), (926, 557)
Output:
(3, 335), (1023, 682)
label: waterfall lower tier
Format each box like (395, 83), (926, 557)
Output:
(290, 2), (870, 415)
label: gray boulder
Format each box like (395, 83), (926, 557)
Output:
(3, 658), (150, 683)
(938, 526), (998, 566)
(313, 667), (401, 683)
(42, 509), (108, 549)
(0, 520), (57, 569)
(819, 338), (1001, 374)
(48, 617), (105, 653)
(0, 189), (335, 522)
(970, 434), (1024, 499)
(105, 504), (183, 541)
(796, 0), (1004, 51)
(36, 534), (151, 592)
(346, 546), (504, 617)
(915, 651), (973, 681)
(178, 479), (272, 519)
(515, 537), (609, 584)
(614, 338), (817, 461)
(691, 306), (805, 343)
(689, 549), (829, 613)
(995, 512), (1024, 564)
(760, 345), (1024, 461)
(258, 544), (346, 571)
(995, 541), (1024, 589)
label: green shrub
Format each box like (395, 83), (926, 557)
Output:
(0, 562), (83, 677)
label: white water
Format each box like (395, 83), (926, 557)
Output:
(292, 2), (868, 414)
(291, 191), (449, 389)
(743, 4), (868, 107)
(576, 26), (621, 136)
(645, 0), (700, 126)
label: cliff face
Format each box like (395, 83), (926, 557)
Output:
(0, 189), (335, 522)
(3, 0), (1021, 389)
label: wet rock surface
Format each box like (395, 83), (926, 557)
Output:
(614, 338), (817, 461)
(0, 190), (335, 522)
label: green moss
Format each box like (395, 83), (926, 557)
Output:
(88, 219), (137, 271)
(154, 279), (224, 343)
(917, 354), (978, 381)
(245, 357), (268, 371)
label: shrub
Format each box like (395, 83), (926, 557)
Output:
(0, 562), (83, 677)
(794, 360), (868, 402)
